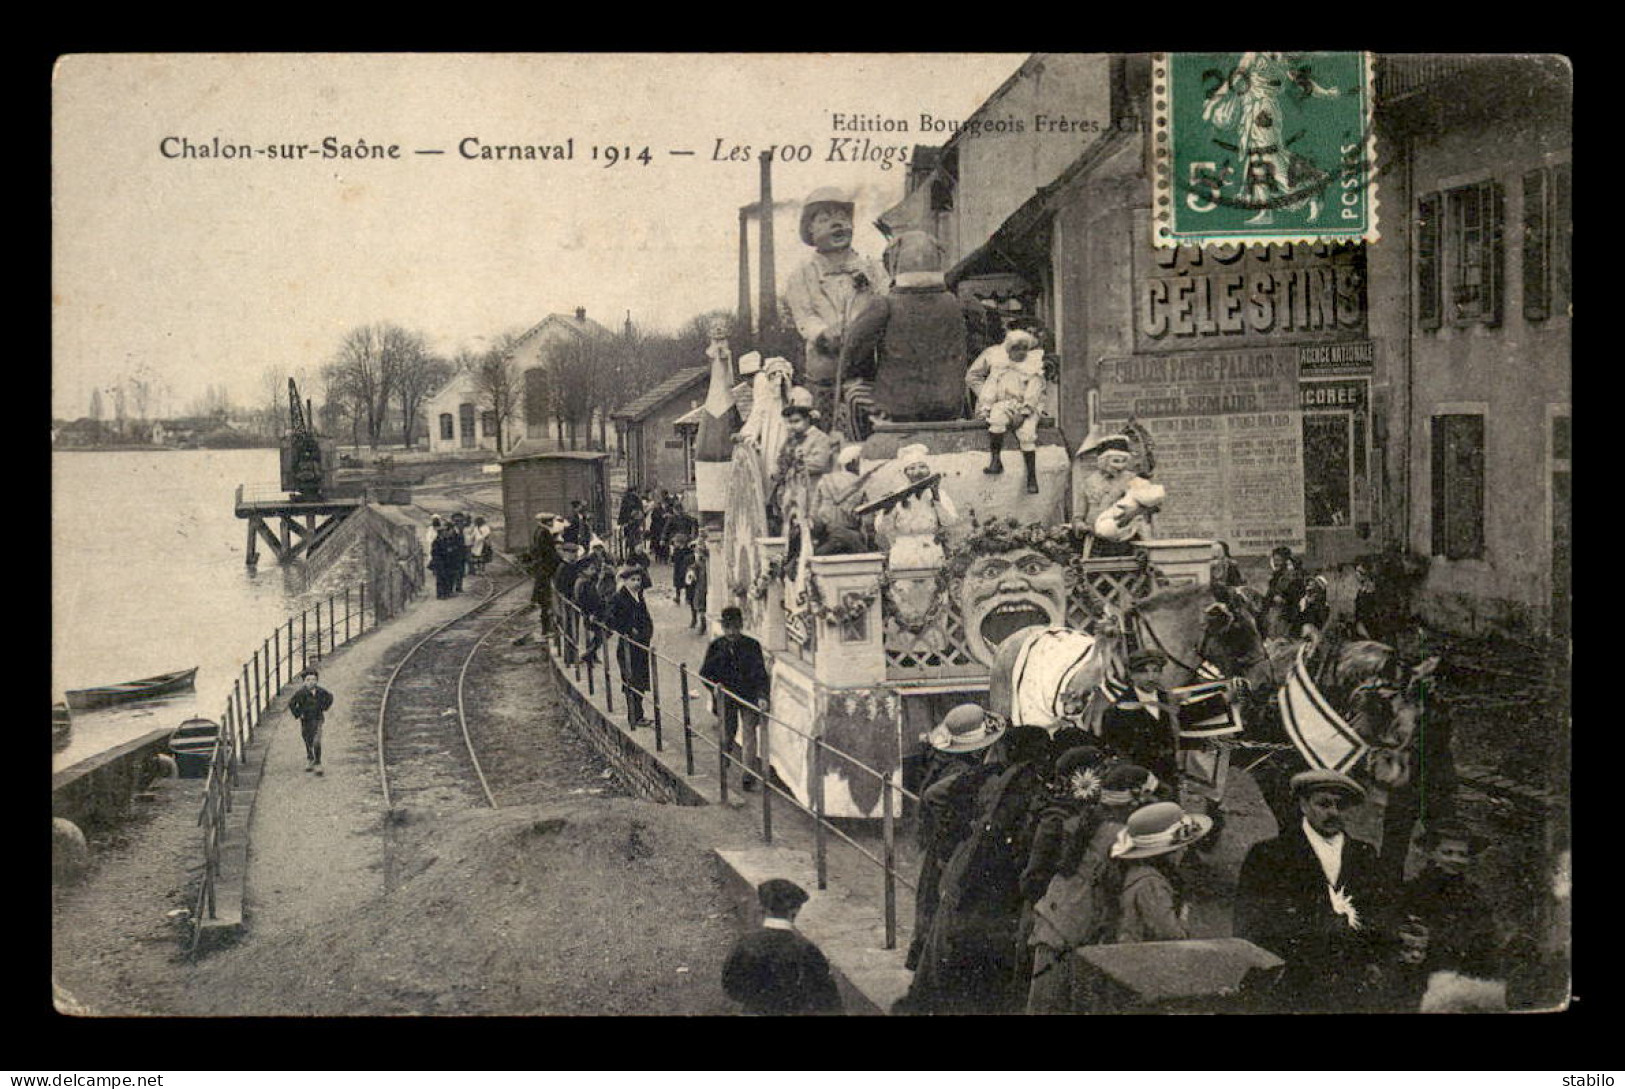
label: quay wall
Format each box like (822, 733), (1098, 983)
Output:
(304, 502), (426, 621)
(51, 727), (174, 835)
(548, 654), (707, 807)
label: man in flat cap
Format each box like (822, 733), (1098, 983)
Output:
(1234, 768), (1390, 1011)
(784, 187), (886, 426)
(603, 562), (654, 728)
(721, 878), (843, 1015)
(527, 511), (563, 631)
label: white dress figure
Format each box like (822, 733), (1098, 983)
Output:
(875, 444), (957, 568)
(735, 354), (795, 480)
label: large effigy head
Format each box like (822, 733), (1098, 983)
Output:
(950, 522), (1078, 665)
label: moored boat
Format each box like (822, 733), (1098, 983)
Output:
(168, 717), (220, 778)
(65, 667), (199, 711)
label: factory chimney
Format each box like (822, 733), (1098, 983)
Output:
(738, 205), (754, 336)
(758, 152), (776, 335)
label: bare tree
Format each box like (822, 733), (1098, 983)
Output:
(396, 348), (452, 450)
(472, 335), (524, 454)
(545, 335), (605, 450)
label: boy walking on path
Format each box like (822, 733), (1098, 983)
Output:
(288, 667), (334, 775)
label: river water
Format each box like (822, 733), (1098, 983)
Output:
(52, 449), (364, 772)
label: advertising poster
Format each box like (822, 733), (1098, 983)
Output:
(1097, 348), (1305, 554)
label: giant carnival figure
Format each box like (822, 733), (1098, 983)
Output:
(784, 188), (886, 428)
(839, 229), (989, 437)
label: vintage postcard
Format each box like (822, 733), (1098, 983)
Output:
(51, 53), (1570, 1024)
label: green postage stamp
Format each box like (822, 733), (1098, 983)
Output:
(1155, 51), (1377, 247)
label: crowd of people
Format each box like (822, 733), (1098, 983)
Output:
(425, 511), (493, 599)
(887, 693), (1519, 1014)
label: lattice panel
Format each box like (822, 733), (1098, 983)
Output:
(884, 591), (982, 678)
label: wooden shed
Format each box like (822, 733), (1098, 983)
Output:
(499, 451), (610, 551)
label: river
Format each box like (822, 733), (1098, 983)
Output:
(52, 449), (365, 772)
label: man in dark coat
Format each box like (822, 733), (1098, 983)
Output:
(902, 704), (1006, 972)
(429, 523), (462, 599)
(1099, 648), (1182, 790)
(1234, 769), (1391, 1012)
(603, 564), (654, 727)
(664, 499), (699, 602)
(722, 879), (842, 1015)
(574, 548), (616, 667)
(648, 493), (670, 564)
(617, 488), (645, 561)
(287, 667), (335, 775)
(699, 606), (771, 790)
(528, 512), (562, 619)
(552, 541), (586, 664)
(902, 725), (1050, 1015)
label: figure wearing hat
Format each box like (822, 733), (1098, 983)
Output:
(784, 187), (886, 425)
(967, 327), (1048, 494)
(1234, 769), (1390, 1011)
(871, 444), (958, 569)
(1099, 649), (1182, 790)
(526, 511), (563, 625)
(603, 563), (655, 728)
(721, 878), (843, 1015)
(1109, 800), (1216, 943)
(287, 667), (335, 775)
(903, 704), (1008, 972)
(551, 538), (588, 664)
(1025, 761), (1163, 1011)
(771, 396), (835, 540)
(1074, 428), (1149, 527)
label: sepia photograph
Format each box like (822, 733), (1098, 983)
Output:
(50, 52), (1571, 1021)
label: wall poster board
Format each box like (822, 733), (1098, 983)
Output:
(1097, 348), (1305, 555)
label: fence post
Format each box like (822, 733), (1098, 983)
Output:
(328, 592), (336, 649)
(301, 610), (309, 672)
(345, 587), (352, 644)
(583, 613), (595, 696)
(241, 664), (252, 731)
(288, 617), (295, 677)
(252, 649), (261, 726)
(233, 680), (243, 747)
(679, 663), (695, 777)
(716, 684), (729, 805)
(882, 775), (897, 951)
(274, 628), (281, 690)
(601, 623), (614, 714)
(649, 651), (664, 752)
(759, 705), (772, 844)
(812, 736), (827, 890)
(315, 600), (324, 658)
(360, 581), (367, 634)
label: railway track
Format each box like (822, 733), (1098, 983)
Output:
(375, 565), (530, 842)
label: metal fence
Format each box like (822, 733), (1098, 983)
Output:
(550, 592), (921, 949)
(190, 581), (379, 948)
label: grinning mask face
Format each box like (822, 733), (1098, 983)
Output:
(958, 547), (1069, 665)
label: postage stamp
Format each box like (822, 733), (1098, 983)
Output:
(1154, 51), (1378, 248)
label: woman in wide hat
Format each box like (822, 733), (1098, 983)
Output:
(1109, 800), (1214, 943)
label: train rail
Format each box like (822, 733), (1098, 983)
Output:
(374, 564), (530, 821)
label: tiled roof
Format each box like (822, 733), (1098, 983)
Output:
(610, 365), (708, 423)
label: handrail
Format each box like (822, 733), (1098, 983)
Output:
(189, 575), (380, 950)
(549, 591), (921, 949)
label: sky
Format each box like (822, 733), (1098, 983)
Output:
(51, 53), (1025, 420)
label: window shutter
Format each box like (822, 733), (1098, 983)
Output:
(1485, 179), (1506, 328)
(1417, 192), (1442, 331)
(1523, 168), (1550, 322)
(1553, 162), (1572, 313)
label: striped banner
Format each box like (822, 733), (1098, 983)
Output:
(1276, 644), (1369, 774)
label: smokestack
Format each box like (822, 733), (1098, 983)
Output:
(758, 152), (776, 335)
(737, 206), (754, 336)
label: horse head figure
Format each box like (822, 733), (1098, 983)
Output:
(987, 624), (1112, 734)
(1121, 580), (1271, 688)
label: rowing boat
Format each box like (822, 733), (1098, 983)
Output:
(64, 667), (199, 711)
(169, 717), (220, 778)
